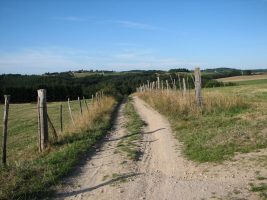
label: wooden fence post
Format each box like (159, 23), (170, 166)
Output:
(194, 67), (203, 106)
(177, 73), (182, 91)
(83, 96), (89, 113)
(37, 89), (48, 151)
(68, 98), (75, 126)
(96, 92), (98, 101)
(166, 80), (169, 91)
(60, 104), (63, 132)
(186, 76), (189, 90)
(78, 96), (83, 115)
(183, 78), (187, 96)
(173, 79), (176, 90)
(2, 95), (10, 164)
(37, 96), (41, 152)
(157, 76), (160, 90)
(170, 75), (173, 89)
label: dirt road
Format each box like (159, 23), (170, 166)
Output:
(55, 96), (264, 200)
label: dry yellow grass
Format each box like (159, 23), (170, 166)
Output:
(135, 85), (267, 163)
(63, 96), (115, 135)
(0, 95), (116, 200)
(136, 90), (247, 117)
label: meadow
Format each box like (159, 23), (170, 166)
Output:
(0, 96), (116, 199)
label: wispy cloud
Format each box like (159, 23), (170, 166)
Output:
(111, 20), (157, 30)
(55, 16), (159, 30)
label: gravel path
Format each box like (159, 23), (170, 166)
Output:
(55, 96), (265, 200)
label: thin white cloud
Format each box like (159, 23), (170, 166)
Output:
(55, 16), (159, 30)
(111, 20), (157, 30)
(113, 48), (156, 59)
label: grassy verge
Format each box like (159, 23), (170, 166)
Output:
(0, 96), (116, 199)
(117, 98), (145, 161)
(137, 85), (267, 163)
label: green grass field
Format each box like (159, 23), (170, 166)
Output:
(0, 99), (85, 164)
(0, 97), (116, 200)
(235, 79), (267, 85)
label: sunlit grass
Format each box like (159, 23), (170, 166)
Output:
(0, 96), (116, 199)
(137, 85), (267, 162)
(0, 98), (90, 164)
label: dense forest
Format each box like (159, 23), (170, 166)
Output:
(0, 68), (239, 103)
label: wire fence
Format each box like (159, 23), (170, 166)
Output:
(0, 91), (103, 165)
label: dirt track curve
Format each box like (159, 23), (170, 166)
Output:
(55, 96), (262, 200)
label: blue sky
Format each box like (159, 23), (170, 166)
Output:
(0, 0), (267, 74)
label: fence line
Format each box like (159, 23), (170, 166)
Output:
(1, 90), (104, 165)
(136, 67), (203, 106)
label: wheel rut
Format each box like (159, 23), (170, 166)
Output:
(55, 96), (262, 200)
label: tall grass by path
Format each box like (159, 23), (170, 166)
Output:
(0, 96), (116, 200)
(137, 86), (267, 163)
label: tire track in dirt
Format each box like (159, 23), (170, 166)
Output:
(55, 101), (140, 200)
(55, 97), (265, 200)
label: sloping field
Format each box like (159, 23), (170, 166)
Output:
(217, 73), (267, 82)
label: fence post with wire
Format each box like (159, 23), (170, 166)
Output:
(37, 89), (49, 152)
(2, 95), (10, 165)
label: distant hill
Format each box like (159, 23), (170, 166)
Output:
(203, 67), (267, 74)
(201, 67), (266, 79)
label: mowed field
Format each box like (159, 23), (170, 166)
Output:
(217, 73), (267, 82)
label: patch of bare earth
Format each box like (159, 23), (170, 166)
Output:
(55, 97), (267, 200)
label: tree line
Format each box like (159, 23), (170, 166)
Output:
(0, 70), (234, 103)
